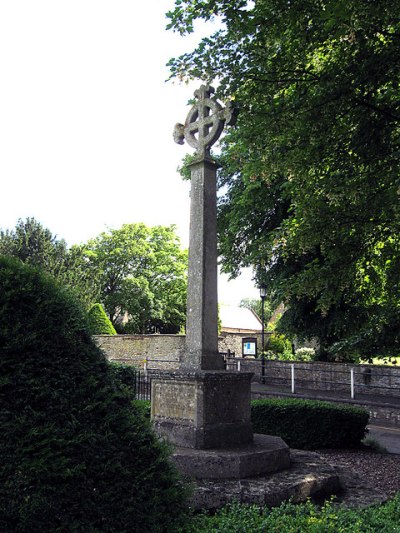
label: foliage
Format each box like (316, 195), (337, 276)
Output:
(239, 297), (272, 323)
(267, 332), (293, 357)
(0, 256), (188, 532)
(295, 347), (316, 361)
(251, 398), (368, 449)
(84, 223), (188, 333)
(361, 436), (388, 454)
(167, 0), (400, 360)
(87, 303), (117, 335)
(108, 362), (139, 402)
(181, 495), (400, 533)
(0, 217), (99, 308)
(134, 399), (152, 419)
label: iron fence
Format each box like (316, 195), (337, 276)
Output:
(135, 371), (151, 401)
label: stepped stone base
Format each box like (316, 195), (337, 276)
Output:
(188, 450), (342, 510)
(172, 434), (290, 480)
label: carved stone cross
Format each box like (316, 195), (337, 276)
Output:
(174, 85), (237, 371)
(174, 84), (236, 158)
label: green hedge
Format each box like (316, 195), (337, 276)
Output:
(0, 256), (188, 532)
(251, 397), (369, 449)
(87, 302), (117, 335)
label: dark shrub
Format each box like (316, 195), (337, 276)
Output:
(87, 302), (117, 335)
(0, 256), (188, 532)
(108, 361), (139, 401)
(134, 399), (152, 419)
(251, 397), (369, 449)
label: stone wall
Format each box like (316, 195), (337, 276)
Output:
(95, 335), (400, 400)
(94, 334), (184, 369)
(93, 332), (261, 369)
(237, 359), (400, 399)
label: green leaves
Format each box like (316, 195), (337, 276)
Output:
(83, 223), (188, 333)
(0, 217), (100, 309)
(168, 0), (400, 358)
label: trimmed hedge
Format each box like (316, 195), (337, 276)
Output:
(0, 256), (188, 532)
(251, 397), (369, 449)
(87, 302), (117, 335)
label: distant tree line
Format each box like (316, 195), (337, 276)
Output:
(0, 217), (188, 334)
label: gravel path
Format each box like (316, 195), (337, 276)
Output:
(316, 449), (400, 497)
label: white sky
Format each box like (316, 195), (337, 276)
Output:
(0, 0), (259, 305)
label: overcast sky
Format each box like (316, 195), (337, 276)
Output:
(0, 0), (259, 305)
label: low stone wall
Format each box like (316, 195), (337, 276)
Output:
(238, 359), (400, 399)
(93, 332), (260, 369)
(93, 334), (184, 369)
(95, 335), (400, 402)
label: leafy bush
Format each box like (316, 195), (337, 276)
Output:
(180, 495), (400, 532)
(87, 302), (117, 335)
(251, 398), (368, 449)
(266, 332), (293, 358)
(0, 256), (188, 532)
(294, 347), (315, 361)
(108, 361), (139, 401)
(134, 399), (151, 419)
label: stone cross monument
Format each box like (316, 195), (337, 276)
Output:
(151, 86), (289, 480)
(173, 85), (236, 371)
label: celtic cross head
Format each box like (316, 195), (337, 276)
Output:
(173, 84), (237, 159)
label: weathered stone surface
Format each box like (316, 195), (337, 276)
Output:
(186, 450), (390, 511)
(173, 84), (237, 159)
(183, 157), (223, 371)
(152, 371), (254, 449)
(188, 450), (342, 510)
(171, 434), (290, 480)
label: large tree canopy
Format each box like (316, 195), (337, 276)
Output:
(167, 0), (400, 359)
(84, 224), (188, 333)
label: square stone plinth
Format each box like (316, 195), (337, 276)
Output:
(151, 371), (253, 449)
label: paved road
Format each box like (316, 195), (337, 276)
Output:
(368, 424), (400, 454)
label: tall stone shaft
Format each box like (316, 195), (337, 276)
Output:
(183, 158), (224, 370)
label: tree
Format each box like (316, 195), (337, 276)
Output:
(84, 224), (188, 333)
(0, 217), (68, 272)
(167, 0), (400, 359)
(0, 256), (188, 531)
(239, 297), (272, 324)
(0, 217), (99, 308)
(87, 303), (117, 335)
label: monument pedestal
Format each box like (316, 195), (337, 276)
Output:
(151, 371), (291, 480)
(151, 371), (254, 449)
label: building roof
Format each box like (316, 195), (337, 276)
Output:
(220, 305), (262, 333)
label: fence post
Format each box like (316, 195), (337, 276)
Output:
(237, 359), (241, 372)
(144, 359), (148, 379)
(291, 363), (295, 394)
(350, 368), (355, 399)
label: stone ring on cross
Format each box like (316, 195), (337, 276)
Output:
(174, 84), (237, 159)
